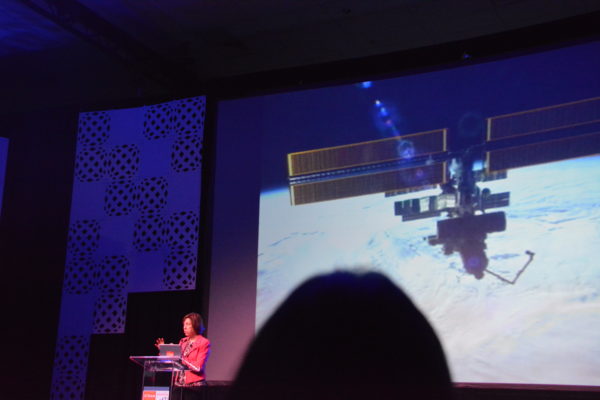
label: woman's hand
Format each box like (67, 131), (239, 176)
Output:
(155, 337), (165, 349)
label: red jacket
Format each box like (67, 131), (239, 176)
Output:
(179, 335), (210, 384)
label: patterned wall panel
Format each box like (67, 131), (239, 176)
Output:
(67, 219), (101, 255)
(106, 144), (140, 180)
(143, 102), (173, 140)
(174, 97), (205, 136)
(53, 335), (90, 375)
(96, 255), (130, 294)
(51, 375), (86, 400)
(137, 176), (169, 214)
(52, 96), (205, 399)
(77, 112), (110, 146)
(167, 210), (200, 251)
(63, 255), (96, 295)
(104, 179), (136, 216)
(93, 293), (128, 334)
(164, 249), (197, 290)
(133, 214), (166, 252)
(50, 335), (90, 400)
(74, 146), (106, 183)
(171, 134), (203, 172)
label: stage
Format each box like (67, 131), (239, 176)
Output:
(168, 382), (600, 400)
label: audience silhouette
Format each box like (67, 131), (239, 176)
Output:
(228, 270), (453, 400)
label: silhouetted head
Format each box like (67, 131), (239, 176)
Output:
(229, 270), (453, 400)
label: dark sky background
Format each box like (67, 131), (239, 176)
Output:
(219, 39), (600, 190)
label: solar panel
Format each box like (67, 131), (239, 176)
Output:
(487, 131), (600, 172)
(288, 129), (446, 177)
(290, 162), (446, 205)
(487, 96), (600, 141)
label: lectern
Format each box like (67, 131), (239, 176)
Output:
(130, 356), (187, 400)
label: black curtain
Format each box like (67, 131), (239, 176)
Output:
(0, 107), (78, 399)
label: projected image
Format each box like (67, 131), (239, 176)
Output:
(254, 41), (600, 386)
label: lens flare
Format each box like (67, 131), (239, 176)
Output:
(372, 99), (414, 160)
(355, 81), (373, 89)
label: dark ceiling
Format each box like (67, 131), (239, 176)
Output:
(2, 0), (600, 112)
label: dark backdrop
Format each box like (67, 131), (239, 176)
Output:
(0, 107), (78, 398)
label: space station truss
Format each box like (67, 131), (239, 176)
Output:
(287, 129), (447, 205)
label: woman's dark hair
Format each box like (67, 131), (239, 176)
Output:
(229, 270), (453, 400)
(183, 312), (205, 335)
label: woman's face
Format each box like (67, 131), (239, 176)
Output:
(183, 317), (196, 337)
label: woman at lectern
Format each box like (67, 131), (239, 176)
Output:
(155, 312), (211, 386)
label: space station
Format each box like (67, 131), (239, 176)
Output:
(287, 96), (600, 282)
